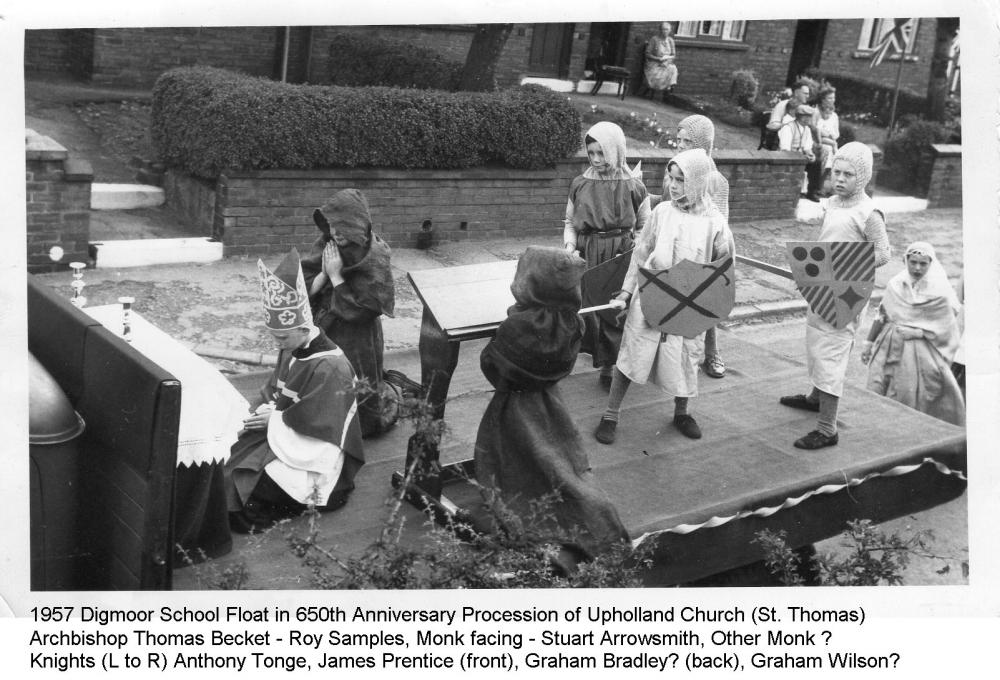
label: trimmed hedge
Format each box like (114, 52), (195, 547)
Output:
(151, 67), (581, 178)
(327, 32), (468, 91)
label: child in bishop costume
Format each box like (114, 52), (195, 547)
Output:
(779, 142), (891, 449)
(225, 248), (365, 533)
(474, 246), (629, 564)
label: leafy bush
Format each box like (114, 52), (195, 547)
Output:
(755, 519), (944, 587)
(326, 32), (475, 91)
(837, 121), (857, 145)
(151, 67), (581, 178)
(883, 119), (956, 193)
(806, 71), (925, 126)
(729, 69), (760, 110)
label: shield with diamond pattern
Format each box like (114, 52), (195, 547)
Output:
(787, 241), (875, 330)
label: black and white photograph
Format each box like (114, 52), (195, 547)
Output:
(3, 0), (999, 675)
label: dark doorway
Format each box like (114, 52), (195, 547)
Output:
(528, 23), (575, 78)
(586, 22), (630, 72)
(787, 20), (828, 84)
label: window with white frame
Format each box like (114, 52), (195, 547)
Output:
(858, 18), (919, 55)
(675, 20), (746, 42)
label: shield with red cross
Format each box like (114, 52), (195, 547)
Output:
(637, 256), (736, 338)
(787, 241), (875, 330)
(581, 248), (634, 326)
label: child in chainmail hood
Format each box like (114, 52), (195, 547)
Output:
(676, 114), (734, 380)
(564, 121), (650, 389)
(779, 142), (891, 449)
(301, 189), (397, 438)
(595, 148), (731, 445)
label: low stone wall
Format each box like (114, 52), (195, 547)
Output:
(165, 149), (809, 257)
(924, 144), (962, 208)
(26, 130), (93, 273)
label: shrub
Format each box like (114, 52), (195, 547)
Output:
(883, 119), (955, 193)
(756, 519), (944, 587)
(151, 67), (581, 178)
(837, 121), (857, 145)
(808, 71), (925, 126)
(791, 73), (822, 100)
(326, 32), (469, 91)
(729, 69), (760, 110)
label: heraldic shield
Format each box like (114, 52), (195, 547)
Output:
(787, 241), (875, 330)
(581, 249), (634, 326)
(637, 256), (736, 338)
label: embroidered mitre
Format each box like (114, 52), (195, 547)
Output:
(257, 248), (313, 330)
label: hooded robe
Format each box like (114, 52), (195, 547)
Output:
(301, 189), (397, 438)
(474, 246), (629, 558)
(866, 242), (964, 426)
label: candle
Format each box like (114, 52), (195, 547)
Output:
(119, 296), (135, 342)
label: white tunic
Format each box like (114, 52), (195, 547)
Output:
(616, 200), (730, 396)
(806, 194), (876, 396)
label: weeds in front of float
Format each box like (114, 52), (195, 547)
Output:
(754, 520), (967, 586)
(285, 382), (654, 590)
(178, 378), (653, 590)
(177, 544), (255, 590)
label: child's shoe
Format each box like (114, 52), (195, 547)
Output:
(793, 430), (839, 449)
(673, 414), (702, 439)
(594, 417), (617, 445)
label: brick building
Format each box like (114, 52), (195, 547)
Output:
(24, 19), (953, 100)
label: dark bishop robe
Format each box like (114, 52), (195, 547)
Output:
(226, 330), (365, 515)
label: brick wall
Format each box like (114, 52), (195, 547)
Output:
(818, 19), (935, 97)
(626, 21), (795, 101)
(924, 144), (962, 208)
(26, 130), (93, 273)
(306, 25), (476, 85)
(162, 150), (807, 257)
(25, 29), (94, 79)
(89, 27), (281, 88)
(305, 24), (548, 89)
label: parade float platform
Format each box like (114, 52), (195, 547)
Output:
(179, 330), (966, 589)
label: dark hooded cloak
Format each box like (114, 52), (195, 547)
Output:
(474, 246), (629, 559)
(301, 189), (397, 437)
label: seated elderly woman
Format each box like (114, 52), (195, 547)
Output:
(861, 241), (965, 426)
(643, 22), (678, 96)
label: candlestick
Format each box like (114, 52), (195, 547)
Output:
(69, 262), (87, 308)
(118, 297), (135, 342)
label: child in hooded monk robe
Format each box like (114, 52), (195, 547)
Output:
(474, 246), (629, 564)
(301, 189), (397, 438)
(564, 121), (650, 389)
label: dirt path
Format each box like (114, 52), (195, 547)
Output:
(25, 77), (154, 183)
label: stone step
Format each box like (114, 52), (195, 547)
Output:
(90, 237), (222, 268)
(575, 79), (628, 96)
(91, 183), (165, 210)
(518, 76), (576, 92)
